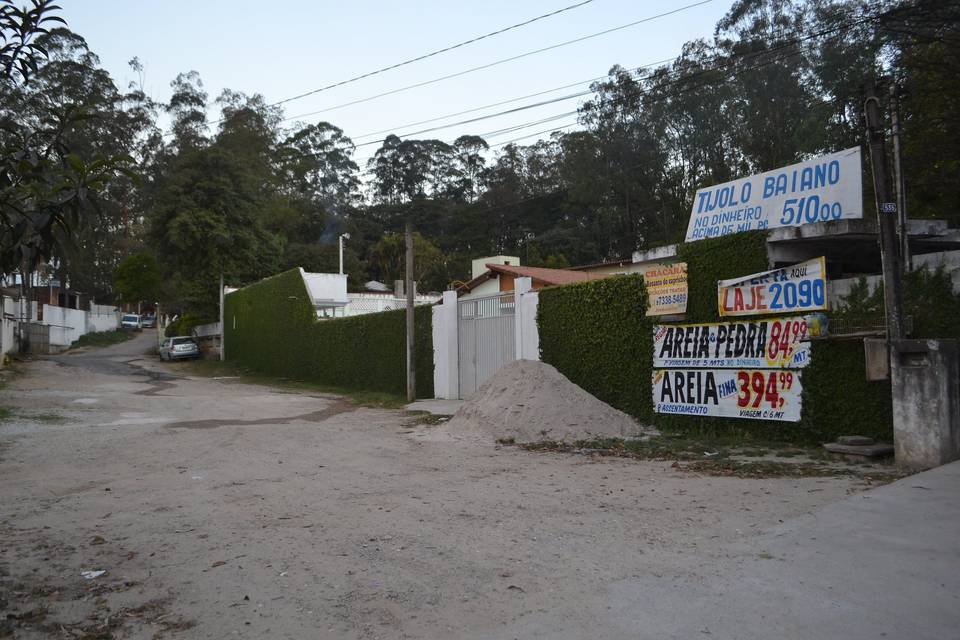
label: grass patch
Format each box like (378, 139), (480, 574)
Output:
(505, 435), (901, 481)
(71, 330), (133, 349)
(165, 358), (409, 409)
(403, 411), (449, 426)
(25, 412), (66, 423)
(0, 409), (66, 424)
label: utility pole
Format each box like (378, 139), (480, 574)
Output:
(405, 219), (416, 403)
(864, 83), (905, 341)
(218, 273), (225, 361)
(889, 82), (911, 271)
(338, 232), (350, 275)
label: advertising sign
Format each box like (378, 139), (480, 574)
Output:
(652, 368), (802, 422)
(685, 147), (862, 242)
(718, 257), (827, 317)
(653, 316), (811, 369)
(644, 262), (688, 316)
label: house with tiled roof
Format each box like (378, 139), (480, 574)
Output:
(456, 256), (605, 300)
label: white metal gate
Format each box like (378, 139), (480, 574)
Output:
(458, 293), (515, 397)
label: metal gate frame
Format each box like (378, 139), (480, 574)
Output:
(457, 292), (516, 397)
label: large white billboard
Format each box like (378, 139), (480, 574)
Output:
(685, 147), (862, 242)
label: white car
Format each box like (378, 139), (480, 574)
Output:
(159, 336), (201, 361)
(121, 313), (142, 331)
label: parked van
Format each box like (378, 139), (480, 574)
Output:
(121, 314), (142, 331)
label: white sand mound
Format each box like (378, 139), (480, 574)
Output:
(445, 360), (654, 444)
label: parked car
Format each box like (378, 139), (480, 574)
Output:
(142, 314), (157, 328)
(159, 336), (200, 361)
(121, 313), (143, 331)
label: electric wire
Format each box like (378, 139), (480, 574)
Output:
(272, 0), (597, 107)
(164, 0), (714, 137)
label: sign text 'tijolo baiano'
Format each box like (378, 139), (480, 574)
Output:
(685, 147), (862, 242)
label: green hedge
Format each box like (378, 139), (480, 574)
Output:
(224, 268), (433, 398)
(538, 233), (896, 444)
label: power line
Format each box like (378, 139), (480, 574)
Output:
(177, 0), (595, 136)
(272, 0), (597, 108)
(167, 0), (714, 138)
(348, 56), (678, 142)
(277, 0), (714, 119)
(346, 26), (858, 168)
(352, 26), (850, 172)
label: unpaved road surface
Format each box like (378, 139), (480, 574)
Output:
(1, 331), (871, 639)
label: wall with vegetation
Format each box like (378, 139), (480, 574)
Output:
(224, 269), (433, 398)
(538, 232), (902, 444)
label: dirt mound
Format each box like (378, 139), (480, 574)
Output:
(446, 360), (654, 444)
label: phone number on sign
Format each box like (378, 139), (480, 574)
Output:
(655, 294), (687, 305)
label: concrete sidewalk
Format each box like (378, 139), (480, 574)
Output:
(592, 460), (960, 639)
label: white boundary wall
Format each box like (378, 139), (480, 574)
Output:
(87, 303), (120, 333)
(42, 304), (87, 346)
(1, 296), (18, 359)
(433, 277), (540, 400)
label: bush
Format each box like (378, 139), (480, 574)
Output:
(165, 313), (213, 338)
(223, 269), (433, 398)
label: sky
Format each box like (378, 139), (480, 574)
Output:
(67, 0), (732, 168)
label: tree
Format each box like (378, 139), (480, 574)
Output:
(1, 14), (134, 300)
(280, 121), (359, 213)
(4, 30), (155, 299)
(367, 232), (443, 290)
(113, 252), (161, 304)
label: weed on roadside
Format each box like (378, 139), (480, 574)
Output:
(71, 330), (133, 349)
(404, 411), (449, 427)
(505, 435), (901, 481)
(163, 358), (409, 409)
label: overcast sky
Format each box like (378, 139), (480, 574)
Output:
(68, 0), (731, 166)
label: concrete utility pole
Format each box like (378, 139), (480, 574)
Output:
(889, 83), (911, 271)
(405, 220), (416, 402)
(218, 273), (225, 361)
(338, 233), (350, 275)
(864, 83), (906, 341)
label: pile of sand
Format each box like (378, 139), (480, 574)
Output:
(445, 360), (654, 444)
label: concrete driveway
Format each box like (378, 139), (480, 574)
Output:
(0, 331), (956, 639)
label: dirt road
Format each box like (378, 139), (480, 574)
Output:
(0, 331), (865, 639)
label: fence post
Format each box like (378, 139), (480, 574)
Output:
(514, 277), (532, 361)
(434, 290), (459, 399)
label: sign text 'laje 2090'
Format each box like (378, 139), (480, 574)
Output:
(684, 147), (862, 242)
(654, 316), (811, 369)
(718, 257), (827, 317)
(652, 369), (802, 422)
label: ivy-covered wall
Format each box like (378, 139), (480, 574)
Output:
(224, 268), (433, 398)
(538, 232), (897, 444)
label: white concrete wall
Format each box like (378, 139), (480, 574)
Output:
(829, 249), (960, 310)
(299, 269), (348, 305)
(513, 278), (540, 362)
(471, 255), (519, 279)
(87, 304), (120, 333)
(42, 304), (87, 346)
(1, 296), (17, 359)
(519, 289), (540, 361)
(459, 278), (499, 301)
(432, 291), (459, 400)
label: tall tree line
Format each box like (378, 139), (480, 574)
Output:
(2, 0), (957, 319)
